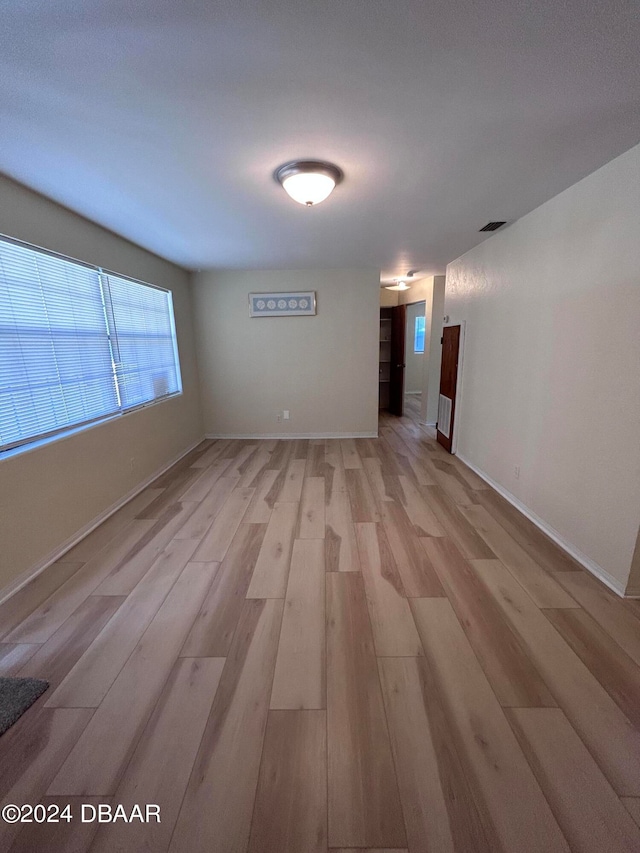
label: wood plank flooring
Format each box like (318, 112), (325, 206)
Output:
(2, 409), (640, 852)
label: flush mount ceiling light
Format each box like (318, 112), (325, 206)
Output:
(383, 269), (421, 290)
(384, 279), (411, 291)
(275, 160), (344, 207)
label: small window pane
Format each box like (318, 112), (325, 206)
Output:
(105, 274), (182, 411)
(414, 315), (425, 353)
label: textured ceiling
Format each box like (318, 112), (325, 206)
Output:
(1, 0), (639, 279)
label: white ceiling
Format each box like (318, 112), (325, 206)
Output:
(1, 0), (639, 280)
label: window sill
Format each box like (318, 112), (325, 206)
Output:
(0, 391), (183, 462)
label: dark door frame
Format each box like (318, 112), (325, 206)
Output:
(437, 321), (465, 454)
(388, 304), (406, 416)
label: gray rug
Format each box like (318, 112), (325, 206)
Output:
(0, 676), (49, 736)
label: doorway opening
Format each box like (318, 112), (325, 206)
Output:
(404, 300), (426, 416)
(378, 304), (406, 415)
(378, 300), (427, 419)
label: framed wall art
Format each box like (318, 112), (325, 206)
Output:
(249, 291), (316, 317)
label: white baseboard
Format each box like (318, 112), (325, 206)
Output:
(456, 452), (632, 599)
(206, 431), (378, 439)
(0, 436), (206, 607)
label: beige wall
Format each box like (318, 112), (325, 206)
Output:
(445, 143), (640, 593)
(379, 287), (399, 307)
(0, 176), (203, 593)
(192, 269), (380, 437)
(404, 301), (426, 393)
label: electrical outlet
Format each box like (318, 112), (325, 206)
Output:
(514, 465), (520, 479)
(276, 413), (282, 423)
(283, 410), (290, 420)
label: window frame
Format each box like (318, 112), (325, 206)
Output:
(0, 232), (183, 457)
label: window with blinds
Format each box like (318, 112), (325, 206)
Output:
(0, 235), (182, 453)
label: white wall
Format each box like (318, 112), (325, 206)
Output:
(0, 176), (203, 593)
(192, 269), (380, 437)
(426, 276), (446, 424)
(404, 301), (426, 393)
(445, 143), (640, 593)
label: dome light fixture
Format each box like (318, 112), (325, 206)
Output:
(275, 160), (344, 207)
(384, 279), (411, 291)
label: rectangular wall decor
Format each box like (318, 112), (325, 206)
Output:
(249, 291), (316, 317)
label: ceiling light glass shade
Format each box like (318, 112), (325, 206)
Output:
(282, 172), (335, 206)
(275, 160), (344, 206)
(384, 281), (411, 291)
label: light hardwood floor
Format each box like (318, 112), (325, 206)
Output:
(2, 403), (640, 852)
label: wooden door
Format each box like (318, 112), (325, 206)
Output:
(388, 305), (406, 416)
(436, 325), (461, 452)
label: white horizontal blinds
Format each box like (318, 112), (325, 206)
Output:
(105, 273), (181, 411)
(0, 236), (182, 453)
(0, 239), (120, 451)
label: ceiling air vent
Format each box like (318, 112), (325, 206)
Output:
(479, 221), (507, 232)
